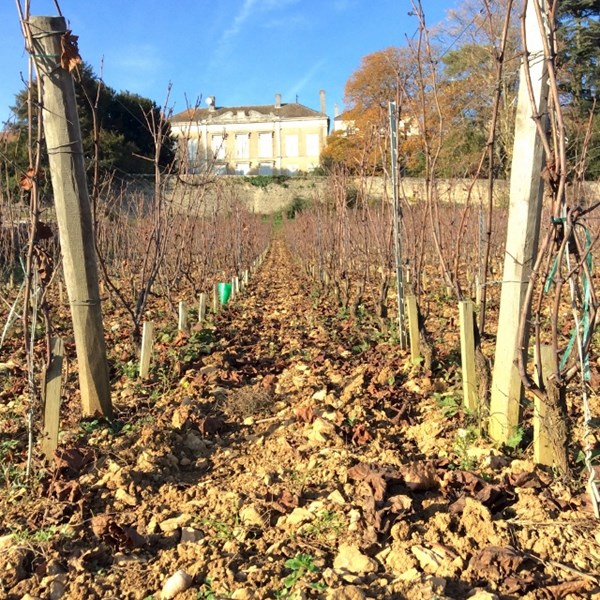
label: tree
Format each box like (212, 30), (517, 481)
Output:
(6, 63), (175, 182)
(433, 0), (520, 178)
(557, 0), (600, 179)
(322, 47), (419, 174)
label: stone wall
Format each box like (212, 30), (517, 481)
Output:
(155, 175), (600, 215)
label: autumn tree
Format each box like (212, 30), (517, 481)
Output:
(322, 47), (419, 174)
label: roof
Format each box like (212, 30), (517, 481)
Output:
(170, 102), (325, 124)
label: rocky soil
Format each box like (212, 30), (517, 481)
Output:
(0, 238), (599, 600)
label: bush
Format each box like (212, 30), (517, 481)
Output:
(286, 196), (309, 219)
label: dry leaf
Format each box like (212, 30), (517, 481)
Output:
(19, 167), (35, 191)
(91, 515), (145, 549)
(348, 462), (387, 501)
(54, 447), (95, 477)
(351, 423), (371, 446)
(295, 404), (315, 424)
(197, 414), (226, 435)
(60, 31), (82, 73)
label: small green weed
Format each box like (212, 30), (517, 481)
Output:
(505, 426), (525, 451)
(434, 392), (461, 418)
(197, 576), (222, 600)
(303, 509), (344, 542)
(12, 524), (74, 543)
(454, 428), (478, 471)
(116, 359), (139, 379)
(276, 553), (324, 599)
(0, 440), (24, 488)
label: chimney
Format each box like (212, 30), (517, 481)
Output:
(275, 93), (281, 108)
(334, 103), (339, 118)
(207, 96), (216, 111)
(320, 89), (326, 115)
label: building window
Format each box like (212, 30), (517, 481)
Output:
(285, 134), (298, 157)
(211, 135), (225, 160)
(235, 162), (250, 175)
(235, 133), (250, 159)
(259, 162), (273, 175)
(305, 133), (319, 157)
(187, 138), (199, 162)
(259, 132), (273, 158)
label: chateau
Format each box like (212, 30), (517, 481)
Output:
(170, 92), (330, 176)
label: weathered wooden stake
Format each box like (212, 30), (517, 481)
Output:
(533, 344), (554, 467)
(30, 16), (112, 417)
(198, 293), (206, 323)
(213, 283), (219, 313)
(178, 301), (189, 333)
(41, 337), (64, 460)
(139, 321), (154, 379)
(459, 301), (478, 412)
(405, 295), (420, 364)
(489, 0), (548, 443)
(389, 101), (409, 350)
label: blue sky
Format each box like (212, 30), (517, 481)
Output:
(1, 1), (458, 126)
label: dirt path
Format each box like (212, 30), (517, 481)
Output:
(1, 239), (599, 599)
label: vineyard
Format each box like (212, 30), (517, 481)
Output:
(1, 165), (599, 598)
(1, 1), (600, 600)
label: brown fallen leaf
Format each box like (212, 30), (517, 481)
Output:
(91, 515), (146, 549)
(351, 423), (371, 446)
(348, 462), (387, 501)
(54, 446), (95, 477)
(468, 545), (532, 585)
(540, 579), (597, 599)
(49, 480), (82, 502)
(197, 414), (226, 435)
(295, 404), (315, 424)
(399, 462), (439, 491)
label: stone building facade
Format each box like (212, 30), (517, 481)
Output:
(170, 92), (330, 176)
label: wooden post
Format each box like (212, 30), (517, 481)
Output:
(198, 293), (206, 323)
(29, 16), (112, 418)
(459, 301), (478, 412)
(213, 283), (219, 313)
(139, 321), (154, 379)
(389, 101), (409, 350)
(489, 1), (548, 443)
(41, 337), (64, 460)
(178, 301), (188, 334)
(405, 295), (420, 364)
(533, 344), (554, 466)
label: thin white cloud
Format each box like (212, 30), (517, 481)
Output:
(214, 0), (302, 63)
(221, 0), (258, 45)
(262, 14), (310, 30)
(285, 60), (325, 103)
(333, 0), (358, 11)
(104, 43), (166, 96)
